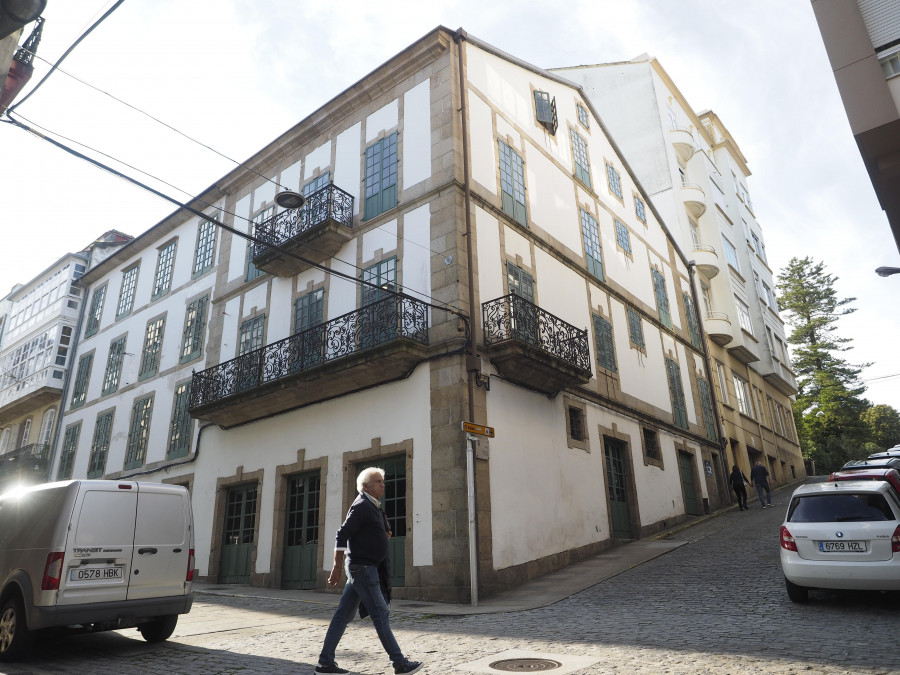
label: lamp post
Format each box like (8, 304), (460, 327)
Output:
(875, 267), (900, 277)
(274, 190), (305, 210)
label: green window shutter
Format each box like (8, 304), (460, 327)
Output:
(666, 358), (688, 430)
(364, 133), (398, 220)
(593, 314), (617, 372)
(653, 270), (672, 329)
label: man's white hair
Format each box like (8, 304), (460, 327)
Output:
(357, 466), (385, 493)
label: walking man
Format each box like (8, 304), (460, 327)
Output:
(750, 460), (773, 508)
(314, 467), (423, 675)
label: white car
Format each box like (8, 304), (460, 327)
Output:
(779, 480), (900, 603)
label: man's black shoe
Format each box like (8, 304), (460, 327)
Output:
(314, 664), (349, 674)
(394, 661), (423, 674)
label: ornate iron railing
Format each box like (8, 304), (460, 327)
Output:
(482, 294), (591, 372)
(190, 295), (429, 409)
(253, 183), (354, 257)
(0, 443), (50, 476)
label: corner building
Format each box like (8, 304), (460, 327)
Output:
(55, 28), (730, 602)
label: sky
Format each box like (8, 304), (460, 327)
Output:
(2, 0), (899, 410)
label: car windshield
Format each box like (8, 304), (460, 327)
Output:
(788, 493), (895, 523)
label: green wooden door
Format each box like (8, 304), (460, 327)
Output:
(679, 452), (700, 515)
(220, 484), (257, 584)
(358, 456), (406, 587)
(604, 438), (632, 539)
(282, 471), (321, 590)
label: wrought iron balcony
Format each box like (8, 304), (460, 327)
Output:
(252, 183), (355, 277)
(0, 443), (50, 481)
(482, 294), (592, 395)
(189, 295), (430, 427)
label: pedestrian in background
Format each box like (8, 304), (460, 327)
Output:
(750, 460), (773, 508)
(314, 467), (423, 675)
(729, 465), (750, 510)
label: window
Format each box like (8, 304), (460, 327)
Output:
(303, 172), (330, 196)
(294, 289), (324, 334)
(568, 406), (585, 442)
(580, 210), (604, 281)
(87, 411), (113, 479)
(71, 353), (93, 408)
(698, 378), (717, 442)
(615, 220), (632, 255)
(606, 162), (623, 199)
(652, 269), (672, 329)
(593, 314), (616, 372)
(55, 325), (72, 366)
(84, 285), (106, 337)
(715, 361), (730, 405)
(506, 262), (534, 302)
(57, 423), (80, 480)
(239, 315), (265, 355)
(881, 51), (900, 78)
(499, 140), (527, 226)
(102, 337), (126, 396)
(576, 102), (589, 128)
(152, 240), (176, 299)
(763, 283), (777, 311)
(364, 132), (399, 219)
(665, 357), (688, 430)
(732, 372), (754, 417)
(124, 395), (153, 470)
(533, 90), (558, 134)
(247, 206), (273, 281)
(736, 299), (753, 335)
(570, 129), (591, 187)
(678, 293), (700, 350)
(193, 219), (216, 277)
(139, 316), (165, 380)
(642, 427), (660, 461)
(361, 258), (397, 306)
(39, 409), (55, 447)
(168, 382), (193, 459)
(689, 221), (700, 248)
(627, 307), (644, 349)
(634, 195), (646, 223)
(116, 266), (139, 318)
(564, 396), (589, 452)
(722, 237), (740, 272)
(180, 296), (208, 363)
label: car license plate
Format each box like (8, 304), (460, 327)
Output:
(818, 541), (866, 552)
(69, 566), (124, 581)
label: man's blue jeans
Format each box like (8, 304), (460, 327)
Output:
(756, 481), (772, 506)
(318, 563), (404, 667)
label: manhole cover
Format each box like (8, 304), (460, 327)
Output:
(489, 658), (563, 672)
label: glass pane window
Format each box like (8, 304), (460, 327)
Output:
(576, 103), (589, 128)
(698, 378), (717, 441)
(634, 195), (646, 223)
(722, 237), (740, 272)
(580, 209), (604, 281)
(606, 163), (623, 199)
(139, 317), (165, 380)
(193, 220), (216, 277)
(683, 293), (702, 349)
(506, 262), (535, 302)
(615, 220), (632, 254)
(294, 289), (325, 334)
(87, 411), (113, 479)
(239, 315), (265, 355)
(102, 337), (126, 396)
(247, 206), (274, 281)
(71, 353), (93, 408)
(125, 395), (153, 470)
(570, 129), (591, 187)
(57, 423), (80, 480)
(361, 258), (397, 307)
(168, 382), (193, 459)
(364, 133), (399, 220)
(152, 241), (176, 299)
(117, 266), (139, 318)
(736, 299), (754, 335)
(499, 140), (527, 226)
(85, 286), (106, 337)
(666, 357), (688, 430)
(593, 314), (616, 372)
(627, 307), (644, 348)
(180, 296), (208, 363)
(652, 269), (672, 329)
(533, 90), (558, 134)
(733, 372), (754, 418)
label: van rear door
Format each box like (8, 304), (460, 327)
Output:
(126, 483), (192, 601)
(57, 482), (138, 605)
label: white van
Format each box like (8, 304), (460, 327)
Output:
(0, 480), (194, 661)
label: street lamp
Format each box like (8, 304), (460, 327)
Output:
(875, 266), (900, 277)
(274, 190), (305, 210)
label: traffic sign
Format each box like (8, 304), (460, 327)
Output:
(462, 421), (495, 437)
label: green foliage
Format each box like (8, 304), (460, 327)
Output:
(860, 404), (900, 451)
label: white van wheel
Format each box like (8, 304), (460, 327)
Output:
(138, 615), (178, 643)
(0, 597), (32, 661)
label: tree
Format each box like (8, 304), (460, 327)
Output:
(776, 257), (870, 472)
(860, 404), (900, 451)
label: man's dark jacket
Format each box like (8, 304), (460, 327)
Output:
(335, 492), (392, 617)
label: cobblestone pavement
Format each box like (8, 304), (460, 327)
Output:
(5, 497), (900, 675)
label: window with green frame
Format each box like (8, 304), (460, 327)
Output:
(303, 171), (330, 196)
(152, 240), (177, 299)
(498, 140), (527, 226)
(180, 295), (208, 363)
(247, 206), (273, 281)
(102, 336), (126, 396)
(87, 410), (113, 478)
(364, 133), (398, 220)
(71, 353), (93, 408)
(576, 102), (589, 128)
(606, 162), (623, 199)
(116, 266), (139, 318)
(294, 289), (324, 333)
(634, 195), (647, 223)
(124, 395), (153, 470)
(533, 90), (558, 134)
(698, 377), (718, 442)
(168, 382), (193, 459)
(84, 285), (106, 337)
(139, 316), (165, 380)
(652, 269), (672, 329)
(580, 209), (604, 281)
(592, 314), (616, 372)
(239, 315), (266, 354)
(683, 292), (702, 349)
(361, 258), (397, 306)
(506, 262), (535, 302)
(570, 128), (591, 187)
(57, 423), (80, 480)
(627, 307), (645, 349)
(615, 220), (632, 254)
(665, 357), (689, 430)
(193, 219), (216, 277)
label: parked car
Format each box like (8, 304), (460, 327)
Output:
(0, 480), (194, 661)
(828, 468), (900, 498)
(840, 457), (900, 472)
(779, 480), (900, 602)
(867, 449), (900, 461)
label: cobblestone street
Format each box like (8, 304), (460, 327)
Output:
(5, 498), (900, 675)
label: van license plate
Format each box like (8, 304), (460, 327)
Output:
(70, 567), (124, 581)
(819, 541), (866, 552)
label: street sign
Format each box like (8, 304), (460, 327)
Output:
(462, 421), (495, 437)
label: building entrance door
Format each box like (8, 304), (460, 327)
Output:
(282, 471), (321, 589)
(220, 483), (257, 584)
(358, 456), (406, 587)
(604, 437), (632, 539)
(678, 452), (700, 515)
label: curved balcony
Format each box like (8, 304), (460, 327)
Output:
(482, 294), (592, 396)
(670, 126), (695, 162)
(703, 311), (732, 346)
(681, 183), (707, 218)
(690, 245), (720, 279)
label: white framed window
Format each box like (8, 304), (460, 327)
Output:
(716, 360), (730, 406)
(722, 237), (740, 272)
(733, 372), (754, 418)
(736, 298), (753, 335)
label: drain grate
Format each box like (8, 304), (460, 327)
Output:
(489, 658), (563, 672)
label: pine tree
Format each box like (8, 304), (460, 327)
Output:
(776, 257), (870, 472)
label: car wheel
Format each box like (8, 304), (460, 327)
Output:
(138, 614), (178, 643)
(0, 597), (33, 661)
(785, 577), (809, 603)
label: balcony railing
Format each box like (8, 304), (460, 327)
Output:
(189, 295), (429, 419)
(482, 294), (592, 394)
(0, 443), (50, 479)
(252, 183), (354, 276)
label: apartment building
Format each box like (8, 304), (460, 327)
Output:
(52, 27), (727, 602)
(556, 57), (806, 485)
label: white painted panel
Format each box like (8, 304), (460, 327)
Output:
(241, 284), (268, 320)
(525, 142), (581, 253)
(468, 92), (497, 195)
(281, 159), (302, 193)
(678, 342), (699, 426)
(221, 296), (240, 361)
(228, 195), (252, 283)
(503, 225), (530, 264)
(328, 239), (358, 319)
(403, 79), (431, 188)
(366, 99), (399, 143)
(254, 180), (276, 212)
(476, 207), (503, 302)
(401, 205), (431, 303)
(534, 249), (589, 331)
(363, 219), (397, 261)
(334, 124), (361, 215)
(268, 278), (292, 343)
(304, 141), (332, 179)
